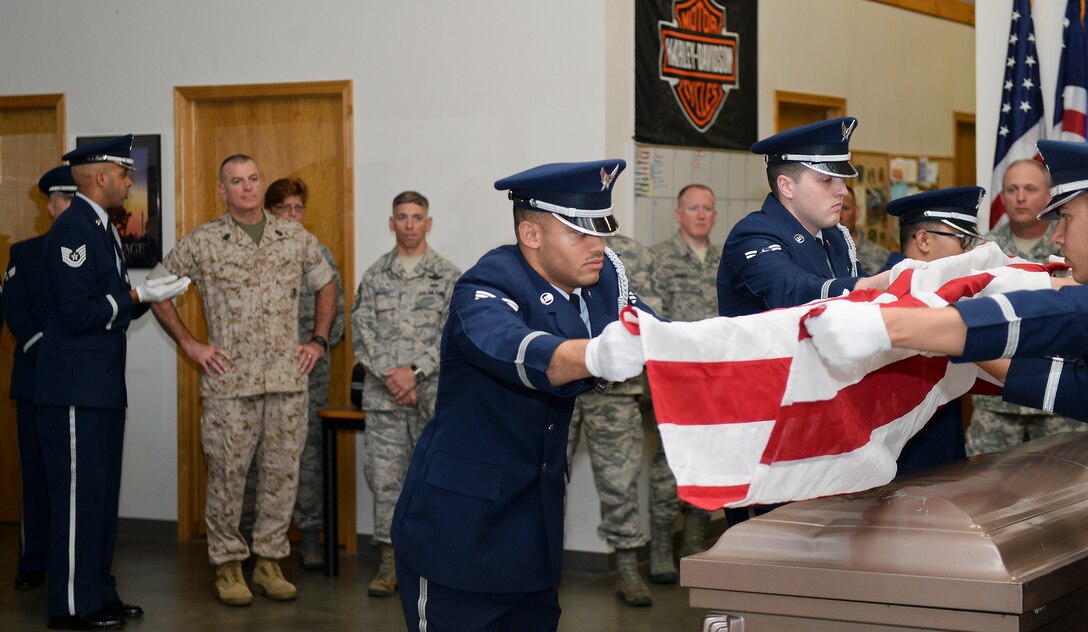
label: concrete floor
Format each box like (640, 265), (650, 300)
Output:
(0, 524), (708, 631)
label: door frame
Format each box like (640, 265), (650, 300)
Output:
(172, 81), (356, 547)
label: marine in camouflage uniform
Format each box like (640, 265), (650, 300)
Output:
(566, 233), (661, 606)
(971, 222), (1085, 454)
(150, 155), (336, 605)
(351, 191), (459, 596)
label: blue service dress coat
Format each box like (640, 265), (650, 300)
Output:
(35, 195), (148, 408)
(391, 244), (655, 594)
(953, 285), (1088, 423)
(3, 235), (52, 576)
(717, 193), (861, 316)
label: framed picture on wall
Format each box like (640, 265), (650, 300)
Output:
(75, 133), (162, 269)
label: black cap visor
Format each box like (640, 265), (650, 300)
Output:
(803, 160), (858, 178)
(1039, 190), (1085, 220)
(551, 212), (619, 236)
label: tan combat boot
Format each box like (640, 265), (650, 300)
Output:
(648, 519), (678, 584)
(252, 557), (298, 601)
(367, 543), (398, 597)
(215, 560), (253, 606)
(614, 549), (652, 607)
(679, 508), (710, 558)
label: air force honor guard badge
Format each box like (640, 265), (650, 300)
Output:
(61, 244), (88, 268)
(600, 164), (620, 191)
(841, 119), (856, 142)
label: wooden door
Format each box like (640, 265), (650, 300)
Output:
(173, 82), (356, 548)
(0, 94), (65, 523)
(954, 112), (976, 187)
(775, 91), (846, 133)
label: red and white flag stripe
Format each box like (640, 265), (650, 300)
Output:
(638, 243), (1063, 510)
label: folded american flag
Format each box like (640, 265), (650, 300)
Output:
(638, 243), (1064, 509)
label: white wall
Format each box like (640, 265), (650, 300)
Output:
(0, 0), (981, 555)
(976, 0), (1066, 227)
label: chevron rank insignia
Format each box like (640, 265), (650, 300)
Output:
(61, 245), (88, 268)
(4, 266), (14, 281)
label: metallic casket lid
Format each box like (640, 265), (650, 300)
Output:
(683, 431), (1088, 613)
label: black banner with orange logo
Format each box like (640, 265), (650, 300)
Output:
(635, 0), (757, 150)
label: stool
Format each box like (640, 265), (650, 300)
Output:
(319, 407), (366, 577)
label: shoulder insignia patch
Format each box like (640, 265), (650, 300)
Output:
(61, 245), (88, 268)
(4, 266), (14, 281)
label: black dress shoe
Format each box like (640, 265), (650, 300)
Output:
(14, 571), (46, 591)
(47, 612), (124, 630)
(102, 599), (143, 618)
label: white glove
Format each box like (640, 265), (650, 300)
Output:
(135, 274), (191, 303)
(889, 257), (928, 280)
(804, 301), (891, 368)
(584, 318), (645, 382)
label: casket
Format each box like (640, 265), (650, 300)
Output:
(682, 431), (1088, 631)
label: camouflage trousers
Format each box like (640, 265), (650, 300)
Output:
(967, 407), (1087, 456)
(202, 391), (307, 565)
(365, 408), (428, 545)
(567, 392), (647, 550)
(241, 369), (329, 534)
(643, 399), (706, 525)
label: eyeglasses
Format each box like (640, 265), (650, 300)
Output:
(919, 229), (979, 250)
(272, 203), (306, 213)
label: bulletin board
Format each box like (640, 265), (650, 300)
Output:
(850, 150), (955, 251)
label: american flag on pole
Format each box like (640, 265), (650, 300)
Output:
(1053, 0), (1088, 141)
(990, 0), (1045, 230)
(635, 244), (1062, 510)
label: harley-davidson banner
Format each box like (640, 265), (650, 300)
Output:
(636, 0), (757, 149)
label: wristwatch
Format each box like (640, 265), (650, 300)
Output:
(309, 335), (329, 353)
(411, 364), (426, 381)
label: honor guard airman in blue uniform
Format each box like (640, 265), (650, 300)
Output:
(951, 141), (1088, 422)
(807, 140), (1088, 427)
(2, 166), (76, 594)
(884, 186), (986, 474)
(717, 117), (890, 317)
(391, 160), (655, 632)
(34, 136), (190, 630)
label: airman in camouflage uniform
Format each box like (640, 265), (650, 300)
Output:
(567, 232), (661, 607)
(972, 159), (1084, 454)
(646, 184), (721, 585)
(239, 178), (346, 570)
(351, 191), (459, 597)
(150, 155), (336, 605)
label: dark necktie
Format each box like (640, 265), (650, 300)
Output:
(569, 292), (590, 336)
(817, 236), (834, 275)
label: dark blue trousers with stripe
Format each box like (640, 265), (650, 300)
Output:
(396, 556), (561, 632)
(37, 405), (124, 616)
(16, 399), (50, 575)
